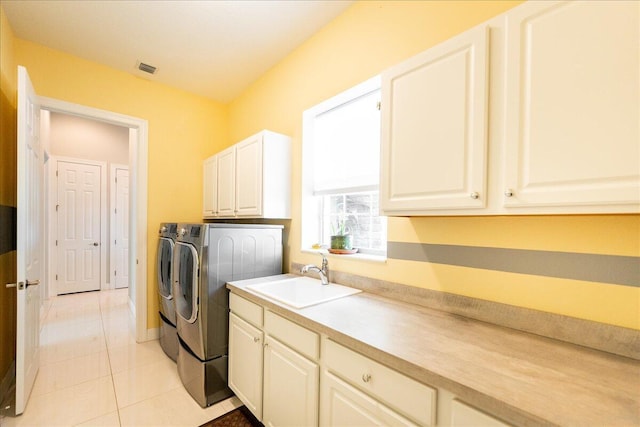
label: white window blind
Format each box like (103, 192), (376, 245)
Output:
(312, 88), (381, 195)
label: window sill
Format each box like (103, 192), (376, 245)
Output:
(301, 248), (387, 264)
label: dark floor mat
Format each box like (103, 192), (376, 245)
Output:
(199, 406), (263, 427)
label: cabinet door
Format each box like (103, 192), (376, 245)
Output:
(228, 313), (263, 420)
(217, 146), (236, 217)
(503, 1), (639, 211)
(235, 134), (263, 216)
(203, 155), (217, 218)
(380, 24), (489, 214)
(263, 336), (318, 427)
(320, 371), (418, 427)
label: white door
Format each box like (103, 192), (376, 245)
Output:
(56, 160), (101, 294)
(503, 0), (640, 209)
(228, 313), (263, 420)
(203, 155), (218, 218)
(14, 66), (43, 415)
(216, 146), (236, 217)
(263, 336), (318, 427)
(380, 24), (489, 214)
(114, 167), (129, 289)
(235, 134), (263, 216)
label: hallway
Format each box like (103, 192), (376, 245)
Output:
(3, 288), (240, 426)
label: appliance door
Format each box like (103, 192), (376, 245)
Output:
(157, 237), (176, 323)
(173, 241), (199, 324)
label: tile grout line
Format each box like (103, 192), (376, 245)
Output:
(98, 295), (123, 427)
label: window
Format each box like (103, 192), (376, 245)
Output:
(302, 77), (387, 257)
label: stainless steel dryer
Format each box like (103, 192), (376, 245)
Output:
(156, 222), (179, 361)
(172, 223), (283, 407)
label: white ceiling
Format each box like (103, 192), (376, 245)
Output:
(2, 0), (353, 103)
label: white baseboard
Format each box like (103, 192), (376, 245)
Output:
(145, 327), (160, 341)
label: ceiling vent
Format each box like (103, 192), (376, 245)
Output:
(136, 61), (157, 75)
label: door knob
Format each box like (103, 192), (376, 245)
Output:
(26, 279), (40, 287)
(6, 281), (24, 289)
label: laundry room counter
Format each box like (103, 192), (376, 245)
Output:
(227, 274), (640, 426)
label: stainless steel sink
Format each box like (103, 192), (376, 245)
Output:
(246, 276), (361, 309)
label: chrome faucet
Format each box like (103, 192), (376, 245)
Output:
(301, 255), (329, 285)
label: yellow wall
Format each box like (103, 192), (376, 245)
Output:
(2, 1), (638, 337)
(12, 36), (229, 328)
(228, 1), (640, 329)
(0, 4), (18, 381)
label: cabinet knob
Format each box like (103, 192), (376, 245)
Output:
(470, 192), (480, 200)
(362, 373), (371, 383)
(504, 189), (514, 197)
(253, 336), (260, 343)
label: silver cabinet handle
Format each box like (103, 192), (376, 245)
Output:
(504, 189), (514, 197)
(253, 336), (260, 343)
(470, 192), (480, 199)
(26, 279), (40, 287)
(362, 373), (371, 383)
(90, 242), (99, 247)
(6, 283), (17, 288)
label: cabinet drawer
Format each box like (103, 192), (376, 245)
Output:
(321, 370), (418, 427)
(264, 310), (319, 361)
(324, 339), (436, 426)
(230, 293), (263, 327)
(451, 399), (511, 427)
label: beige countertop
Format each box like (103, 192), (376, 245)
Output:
(227, 274), (640, 426)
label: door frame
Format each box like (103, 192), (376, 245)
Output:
(48, 156), (107, 295)
(110, 163), (129, 290)
(40, 96), (151, 342)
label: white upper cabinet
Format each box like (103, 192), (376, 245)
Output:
(502, 0), (639, 212)
(216, 145), (236, 217)
(203, 130), (291, 219)
(235, 134), (264, 216)
(380, 0), (639, 216)
(380, 24), (489, 214)
(203, 154), (218, 218)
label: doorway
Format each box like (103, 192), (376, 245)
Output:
(40, 97), (149, 343)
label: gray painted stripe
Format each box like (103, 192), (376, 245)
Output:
(387, 242), (640, 287)
(0, 205), (16, 256)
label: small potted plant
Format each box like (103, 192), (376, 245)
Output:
(330, 214), (355, 251)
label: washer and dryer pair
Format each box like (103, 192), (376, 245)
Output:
(156, 222), (283, 407)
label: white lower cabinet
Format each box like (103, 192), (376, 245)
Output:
(229, 293), (319, 425)
(229, 292), (514, 426)
(322, 338), (436, 426)
(263, 336), (319, 427)
(321, 370), (418, 427)
(228, 312), (264, 419)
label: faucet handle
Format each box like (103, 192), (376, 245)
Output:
(320, 254), (328, 268)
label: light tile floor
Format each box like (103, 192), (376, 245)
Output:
(3, 288), (241, 427)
